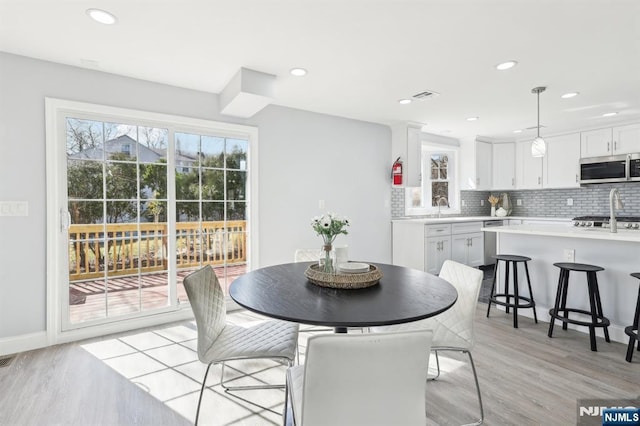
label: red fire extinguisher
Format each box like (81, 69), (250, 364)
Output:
(392, 157), (403, 185)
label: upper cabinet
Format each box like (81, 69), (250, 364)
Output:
(391, 123), (422, 187)
(516, 133), (580, 189)
(475, 141), (492, 190)
(580, 123), (640, 158)
(491, 142), (515, 189)
(516, 140), (543, 189)
(544, 133), (581, 188)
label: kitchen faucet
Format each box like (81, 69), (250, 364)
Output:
(436, 196), (449, 218)
(609, 188), (624, 233)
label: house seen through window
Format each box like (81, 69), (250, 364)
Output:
(406, 144), (459, 215)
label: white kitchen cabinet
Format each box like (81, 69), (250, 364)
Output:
(391, 123), (422, 187)
(516, 140), (543, 189)
(492, 142), (515, 189)
(425, 235), (451, 275)
(475, 141), (492, 189)
(450, 222), (484, 267)
(580, 123), (640, 158)
(544, 133), (580, 188)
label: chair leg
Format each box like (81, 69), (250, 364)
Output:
(486, 262), (499, 318)
(465, 350), (484, 426)
(220, 359), (288, 391)
(524, 261), (538, 323)
(512, 262), (519, 328)
(548, 269), (566, 338)
(428, 350), (441, 381)
(195, 363), (213, 426)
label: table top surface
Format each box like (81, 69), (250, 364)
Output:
(229, 262), (458, 328)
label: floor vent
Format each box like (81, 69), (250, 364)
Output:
(0, 356), (15, 368)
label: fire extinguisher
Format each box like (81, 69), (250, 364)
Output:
(392, 157), (403, 185)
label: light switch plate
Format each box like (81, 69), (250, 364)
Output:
(0, 201), (28, 216)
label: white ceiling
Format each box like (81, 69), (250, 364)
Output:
(1, 0), (639, 141)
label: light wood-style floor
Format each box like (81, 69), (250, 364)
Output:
(0, 303), (638, 426)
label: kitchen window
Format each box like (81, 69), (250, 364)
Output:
(405, 144), (459, 216)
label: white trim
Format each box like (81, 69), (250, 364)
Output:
(45, 97), (258, 346)
(0, 332), (49, 357)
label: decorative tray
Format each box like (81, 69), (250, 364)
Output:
(304, 263), (383, 289)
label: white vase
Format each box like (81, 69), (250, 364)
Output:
(491, 206), (496, 217)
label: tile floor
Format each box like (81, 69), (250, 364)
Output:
(80, 310), (325, 425)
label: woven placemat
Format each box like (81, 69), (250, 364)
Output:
(304, 263), (382, 289)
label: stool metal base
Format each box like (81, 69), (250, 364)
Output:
(486, 256), (538, 329)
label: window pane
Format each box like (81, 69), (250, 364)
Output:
(201, 135), (225, 168)
(141, 200), (167, 223)
(227, 171), (246, 200)
(431, 182), (449, 207)
(66, 118), (104, 159)
(68, 160), (104, 199)
(177, 202), (200, 222)
(69, 201), (104, 225)
(227, 201), (246, 221)
(176, 167), (199, 200)
(202, 202), (224, 221)
(175, 133), (200, 166)
(201, 169), (224, 200)
(226, 138), (248, 170)
(138, 127), (168, 163)
(106, 162), (138, 199)
(107, 201), (138, 223)
(104, 122), (137, 161)
(140, 163), (167, 199)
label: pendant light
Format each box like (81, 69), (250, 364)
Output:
(531, 86), (546, 157)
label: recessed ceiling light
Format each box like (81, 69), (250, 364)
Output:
(513, 129), (523, 133)
(561, 92), (579, 99)
(398, 99), (412, 105)
(466, 117), (479, 121)
(495, 60), (518, 71)
(602, 112), (618, 117)
(289, 68), (307, 77)
(86, 8), (117, 25)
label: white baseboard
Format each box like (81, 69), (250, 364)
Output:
(0, 331), (48, 357)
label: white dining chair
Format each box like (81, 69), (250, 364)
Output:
(183, 265), (300, 425)
(285, 330), (433, 426)
(370, 259), (485, 425)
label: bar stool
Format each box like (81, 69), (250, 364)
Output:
(486, 254), (538, 328)
(626, 273), (640, 362)
(548, 262), (610, 352)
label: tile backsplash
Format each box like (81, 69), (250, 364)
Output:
(391, 182), (640, 219)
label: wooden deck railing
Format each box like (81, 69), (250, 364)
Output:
(68, 221), (246, 281)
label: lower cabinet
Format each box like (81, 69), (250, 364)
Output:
(425, 235), (451, 275)
(392, 220), (485, 274)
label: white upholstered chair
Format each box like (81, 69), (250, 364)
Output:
(183, 265), (299, 425)
(285, 330), (433, 426)
(371, 259), (485, 425)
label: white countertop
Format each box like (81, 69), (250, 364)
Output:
(392, 216), (572, 225)
(483, 223), (640, 242)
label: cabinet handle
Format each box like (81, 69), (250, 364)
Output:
(608, 141), (610, 152)
(576, 174), (578, 183)
(476, 178), (480, 185)
(538, 176), (541, 185)
(614, 141), (617, 151)
(512, 178), (515, 186)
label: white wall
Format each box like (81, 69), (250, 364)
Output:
(0, 52), (391, 340)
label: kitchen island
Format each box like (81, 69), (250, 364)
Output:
(483, 223), (640, 343)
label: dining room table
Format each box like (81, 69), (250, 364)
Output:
(229, 261), (458, 333)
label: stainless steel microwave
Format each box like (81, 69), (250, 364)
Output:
(579, 153), (640, 184)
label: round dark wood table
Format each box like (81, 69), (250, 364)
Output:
(229, 262), (458, 333)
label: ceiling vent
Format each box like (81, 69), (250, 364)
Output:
(412, 90), (440, 100)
